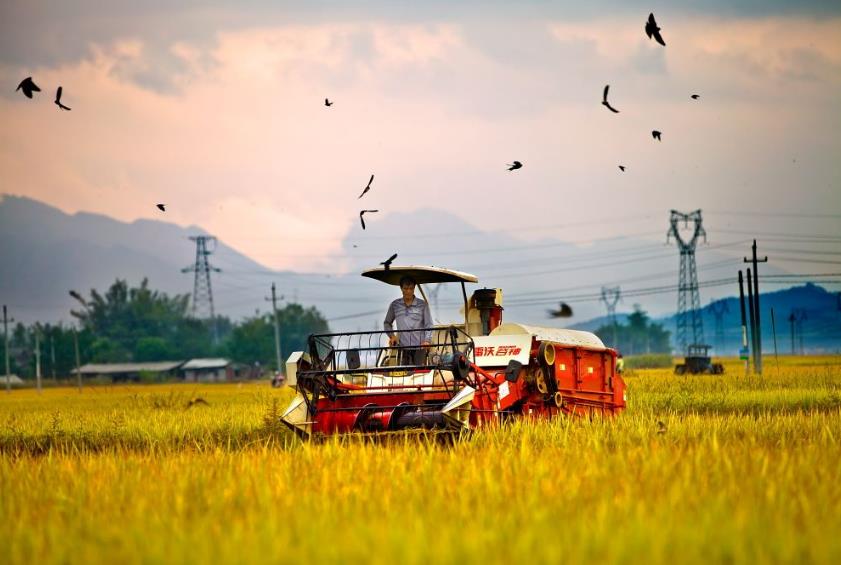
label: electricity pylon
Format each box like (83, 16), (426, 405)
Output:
(667, 210), (706, 353)
(709, 299), (729, 353)
(182, 236), (221, 342)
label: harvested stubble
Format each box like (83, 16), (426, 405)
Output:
(2, 357), (841, 564)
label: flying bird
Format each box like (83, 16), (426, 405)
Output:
(156, 204), (166, 212)
(618, 165), (626, 172)
(691, 94), (700, 100)
(358, 174), (375, 199)
(359, 209), (378, 230)
(652, 130), (662, 141)
(54, 86), (71, 110)
(507, 161), (522, 171)
(325, 98), (333, 107)
(381, 253), (398, 270)
(547, 302), (573, 318)
(645, 13), (666, 46)
(16, 77), (40, 99)
(601, 85), (620, 113)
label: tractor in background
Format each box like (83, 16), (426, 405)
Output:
(674, 344), (725, 375)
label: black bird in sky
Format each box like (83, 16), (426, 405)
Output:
(618, 165), (626, 172)
(16, 77), (40, 99)
(325, 98), (333, 107)
(602, 84), (619, 113)
(358, 174), (374, 199)
(381, 253), (398, 270)
(156, 204), (166, 212)
(507, 161), (522, 171)
(359, 209), (378, 230)
(691, 94), (700, 100)
(54, 86), (71, 110)
(547, 302), (573, 318)
(652, 130), (662, 141)
(645, 13), (666, 46)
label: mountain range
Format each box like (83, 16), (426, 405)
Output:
(1, 194), (838, 353)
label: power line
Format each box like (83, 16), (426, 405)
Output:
(707, 210), (841, 219)
(711, 228), (841, 241)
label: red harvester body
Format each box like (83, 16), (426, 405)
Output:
(281, 266), (625, 438)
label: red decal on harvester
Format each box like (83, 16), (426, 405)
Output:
(477, 345), (521, 356)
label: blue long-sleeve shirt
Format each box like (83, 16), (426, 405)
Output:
(383, 297), (433, 346)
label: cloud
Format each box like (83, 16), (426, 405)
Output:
(0, 13), (839, 277)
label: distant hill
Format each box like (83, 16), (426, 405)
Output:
(572, 283), (841, 355)
(0, 195), (270, 323)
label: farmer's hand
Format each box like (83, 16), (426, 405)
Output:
(388, 335), (399, 346)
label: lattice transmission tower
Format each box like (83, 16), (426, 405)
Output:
(182, 236), (221, 341)
(600, 286), (621, 348)
(667, 210), (706, 353)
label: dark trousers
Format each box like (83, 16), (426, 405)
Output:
(399, 348), (427, 366)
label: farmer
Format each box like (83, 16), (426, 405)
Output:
(384, 275), (433, 365)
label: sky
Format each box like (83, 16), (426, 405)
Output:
(1, 1), (840, 324)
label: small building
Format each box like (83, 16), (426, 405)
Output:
(78, 361), (184, 382)
(2, 374), (25, 387)
(181, 358), (233, 382)
(181, 358), (263, 382)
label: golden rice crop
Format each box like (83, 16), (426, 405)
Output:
(2, 356), (840, 564)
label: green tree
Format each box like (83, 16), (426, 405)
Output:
(596, 305), (671, 355)
(69, 278), (219, 363)
(225, 303), (329, 369)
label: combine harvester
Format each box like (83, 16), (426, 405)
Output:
(281, 266), (626, 438)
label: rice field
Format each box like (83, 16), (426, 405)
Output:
(2, 356), (840, 564)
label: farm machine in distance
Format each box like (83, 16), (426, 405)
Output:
(281, 266), (626, 438)
(674, 344), (725, 375)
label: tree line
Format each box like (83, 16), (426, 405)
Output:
(4, 278), (329, 379)
(594, 305), (672, 355)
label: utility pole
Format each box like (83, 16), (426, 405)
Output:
(34, 327), (42, 394)
(73, 327), (82, 393)
(600, 286), (621, 349)
(770, 307), (779, 371)
(738, 271), (749, 375)
(667, 210), (706, 354)
(267, 283), (284, 375)
(744, 240), (768, 375)
(182, 235), (222, 344)
(427, 284), (443, 323)
(3, 305), (11, 393)
(746, 268), (757, 373)
(788, 310), (796, 355)
(50, 334), (56, 381)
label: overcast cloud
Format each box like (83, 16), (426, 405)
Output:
(1, 1), (839, 283)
